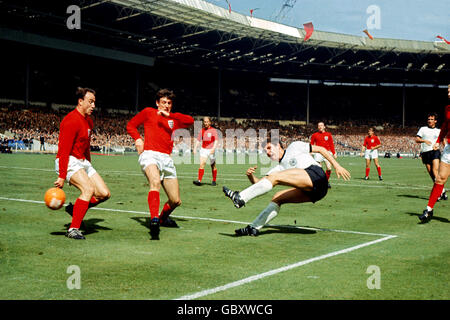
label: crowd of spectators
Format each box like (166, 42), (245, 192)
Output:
(0, 104), (425, 155)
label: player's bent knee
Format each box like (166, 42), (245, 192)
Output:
(170, 199), (182, 207)
(97, 190), (111, 201)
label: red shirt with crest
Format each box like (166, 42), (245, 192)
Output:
(310, 131), (336, 155)
(197, 127), (218, 149)
(127, 107), (194, 154)
(363, 135), (381, 149)
(56, 108), (93, 180)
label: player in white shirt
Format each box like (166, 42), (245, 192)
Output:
(223, 140), (351, 236)
(415, 113), (447, 200)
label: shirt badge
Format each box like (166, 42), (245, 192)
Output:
(324, 136), (328, 141)
(168, 120), (174, 129)
(289, 158), (297, 166)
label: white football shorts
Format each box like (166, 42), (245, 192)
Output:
(441, 144), (450, 164)
(199, 147), (216, 163)
(55, 156), (97, 183)
(139, 150), (177, 180)
(365, 149), (379, 160)
(313, 150), (333, 164)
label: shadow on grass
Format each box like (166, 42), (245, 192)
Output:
(219, 225), (317, 237)
(130, 216), (187, 231)
(405, 212), (450, 224)
(397, 194), (428, 200)
(50, 218), (112, 236)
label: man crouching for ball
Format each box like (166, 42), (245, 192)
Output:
(54, 87), (111, 240)
(223, 139), (351, 236)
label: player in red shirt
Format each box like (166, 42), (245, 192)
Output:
(310, 122), (336, 188)
(420, 86), (450, 223)
(360, 127), (383, 180)
(127, 89), (194, 240)
(54, 87), (111, 240)
(193, 116), (219, 186)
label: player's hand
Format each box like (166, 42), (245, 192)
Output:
(360, 152), (363, 157)
(54, 178), (65, 188)
(335, 166), (351, 181)
(135, 138), (144, 155)
(246, 166), (258, 176)
(433, 143), (440, 150)
(157, 109), (170, 117)
(334, 153), (337, 159)
(424, 140), (432, 146)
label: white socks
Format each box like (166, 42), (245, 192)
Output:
(240, 178), (273, 203)
(250, 202), (280, 230)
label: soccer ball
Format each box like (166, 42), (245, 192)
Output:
(44, 187), (66, 210)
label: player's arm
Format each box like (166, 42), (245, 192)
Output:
(312, 145), (351, 180)
(54, 121), (77, 188)
(210, 139), (218, 155)
(127, 110), (147, 154)
(434, 120), (449, 149)
(246, 166), (259, 184)
(329, 134), (337, 158)
(372, 137), (382, 150)
(360, 141), (366, 156)
(170, 112), (195, 128)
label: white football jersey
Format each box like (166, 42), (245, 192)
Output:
(266, 141), (320, 175)
(417, 126), (440, 153)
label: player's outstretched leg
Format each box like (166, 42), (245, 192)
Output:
(222, 186), (246, 208)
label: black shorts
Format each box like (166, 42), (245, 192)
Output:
(304, 165), (328, 203)
(421, 150), (441, 165)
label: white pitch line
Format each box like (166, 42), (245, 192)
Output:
(0, 165), (433, 189)
(175, 234), (397, 300)
(0, 195), (398, 299)
(0, 196), (395, 237)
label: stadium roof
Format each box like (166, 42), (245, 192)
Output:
(1, 0), (449, 83)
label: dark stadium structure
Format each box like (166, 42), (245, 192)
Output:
(1, 0), (449, 125)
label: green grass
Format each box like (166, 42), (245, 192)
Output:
(0, 153), (448, 300)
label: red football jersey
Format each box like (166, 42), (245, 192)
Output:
(310, 131), (336, 155)
(363, 135), (381, 149)
(197, 127), (218, 149)
(127, 107), (194, 155)
(56, 108), (93, 180)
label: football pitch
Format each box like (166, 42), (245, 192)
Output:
(0, 153), (448, 300)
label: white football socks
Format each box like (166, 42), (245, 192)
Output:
(239, 178), (273, 204)
(250, 202), (280, 230)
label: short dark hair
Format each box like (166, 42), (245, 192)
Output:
(156, 88), (176, 102)
(427, 112), (438, 120)
(76, 87), (96, 101)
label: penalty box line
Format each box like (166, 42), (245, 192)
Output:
(0, 196), (396, 238)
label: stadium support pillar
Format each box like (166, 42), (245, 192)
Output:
(25, 55), (30, 108)
(217, 69), (221, 121)
(402, 84), (406, 128)
(306, 80), (310, 125)
(135, 67), (140, 113)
